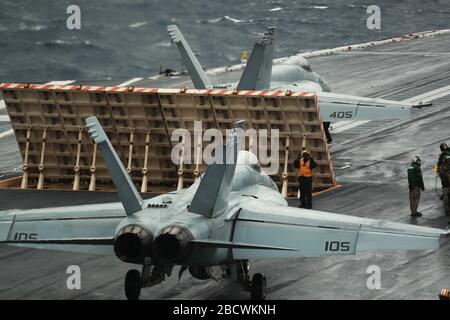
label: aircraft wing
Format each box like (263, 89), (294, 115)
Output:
(0, 203), (124, 255)
(227, 198), (448, 260)
(317, 92), (413, 122)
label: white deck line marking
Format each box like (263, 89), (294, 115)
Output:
(0, 129), (13, 139)
(402, 84), (450, 104)
(331, 120), (370, 134)
(205, 28), (450, 77)
(44, 80), (75, 85)
(337, 52), (450, 55)
(0, 115), (10, 122)
(117, 77), (143, 87)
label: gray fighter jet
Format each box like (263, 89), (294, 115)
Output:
(167, 25), (420, 142)
(0, 117), (447, 300)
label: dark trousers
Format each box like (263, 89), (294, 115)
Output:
(299, 176), (313, 209)
(440, 173), (450, 188)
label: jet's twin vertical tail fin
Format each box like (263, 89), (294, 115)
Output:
(237, 27), (275, 90)
(85, 116), (144, 215)
(167, 25), (213, 89)
(167, 25), (276, 91)
(188, 121), (245, 218)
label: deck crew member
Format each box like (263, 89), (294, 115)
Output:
(407, 156), (425, 217)
(294, 150), (317, 209)
(436, 143), (450, 214)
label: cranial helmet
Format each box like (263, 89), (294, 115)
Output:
(413, 156), (422, 166)
(440, 143), (449, 152)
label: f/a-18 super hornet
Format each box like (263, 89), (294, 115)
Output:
(0, 116), (448, 300)
(167, 25), (423, 142)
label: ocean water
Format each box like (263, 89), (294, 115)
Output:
(0, 0), (449, 83)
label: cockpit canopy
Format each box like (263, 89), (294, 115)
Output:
(237, 150), (261, 172)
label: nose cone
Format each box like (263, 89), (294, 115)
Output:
(153, 224), (194, 263)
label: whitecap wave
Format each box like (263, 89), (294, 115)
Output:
(129, 21), (147, 29)
(313, 5), (328, 9)
(35, 39), (96, 47)
(31, 25), (47, 31)
(269, 7), (283, 12)
(208, 16), (246, 24)
(19, 22), (48, 31)
(224, 15), (245, 23)
(156, 41), (172, 48)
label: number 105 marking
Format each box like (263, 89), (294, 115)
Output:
(325, 241), (351, 252)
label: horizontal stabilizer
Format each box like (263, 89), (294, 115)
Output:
(318, 92), (413, 122)
(227, 198), (449, 260)
(190, 239), (298, 251)
(1, 237), (114, 245)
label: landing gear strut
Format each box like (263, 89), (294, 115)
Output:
(236, 261), (267, 300)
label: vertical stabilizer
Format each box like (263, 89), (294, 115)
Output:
(237, 27), (275, 90)
(167, 25), (213, 89)
(85, 116), (144, 215)
(188, 121), (245, 218)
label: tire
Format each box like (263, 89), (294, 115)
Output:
(250, 273), (266, 300)
(125, 269), (142, 300)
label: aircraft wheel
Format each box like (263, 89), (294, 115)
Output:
(250, 273), (266, 300)
(125, 269), (142, 300)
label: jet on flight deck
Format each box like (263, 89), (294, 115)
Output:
(167, 25), (423, 142)
(0, 117), (447, 300)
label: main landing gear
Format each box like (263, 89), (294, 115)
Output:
(250, 273), (267, 300)
(237, 261), (267, 300)
(124, 260), (267, 300)
(124, 258), (172, 300)
(125, 269), (141, 300)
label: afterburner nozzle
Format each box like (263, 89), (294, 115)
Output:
(114, 224), (153, 263)
(153, 225), (194, 263)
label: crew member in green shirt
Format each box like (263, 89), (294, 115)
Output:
(407, 156), (425, 217)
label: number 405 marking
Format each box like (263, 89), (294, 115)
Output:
(329, 111), (353, 119)
(325, 241), (350, 252)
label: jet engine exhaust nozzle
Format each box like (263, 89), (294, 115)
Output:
(114, 224), (153, 263)
(154, 225), (194, 263)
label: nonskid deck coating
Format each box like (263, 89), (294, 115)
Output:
(0, 33), (450, 299)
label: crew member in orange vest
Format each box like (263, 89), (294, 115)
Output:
(294, 150), (317, 209)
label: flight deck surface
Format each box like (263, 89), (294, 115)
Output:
(0, 33), (449, 299)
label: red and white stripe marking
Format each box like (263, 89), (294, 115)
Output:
(0, 83), (316, 98)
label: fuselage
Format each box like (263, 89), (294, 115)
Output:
(114, 151), (286, 266)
